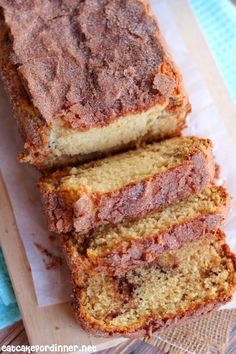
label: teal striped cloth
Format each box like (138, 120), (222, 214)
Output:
(0, 249), (20, 329)
(189, 0), (236, 102)
(0, 0), (235, 331)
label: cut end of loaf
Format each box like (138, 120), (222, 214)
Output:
(72, 232), (236, 337)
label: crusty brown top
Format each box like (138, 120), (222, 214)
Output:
(1, 0), (178, 130)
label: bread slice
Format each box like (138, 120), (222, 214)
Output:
(0, 1), (190, 171)
(71, 231), (236, 338)
(39, 137), (215, 234)
(62, 185), (229, 276)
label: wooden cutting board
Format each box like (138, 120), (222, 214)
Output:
(0, 0), (235, 352)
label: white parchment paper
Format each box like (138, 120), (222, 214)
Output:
(0, 0), (235, 307)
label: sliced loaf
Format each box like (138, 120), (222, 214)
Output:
(39, 137), (215, 234)
(62, 185), (228, 276)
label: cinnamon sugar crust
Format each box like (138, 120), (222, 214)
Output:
(0, 1), (190, 170)
(2, 0), (181, 128)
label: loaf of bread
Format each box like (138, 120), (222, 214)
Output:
(62, 185), (228, 276)
(0, 0), (190, 170)
(0, 0), (235, 342)
(38, 137), (215, 234)
(71, 231), (236, 337)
